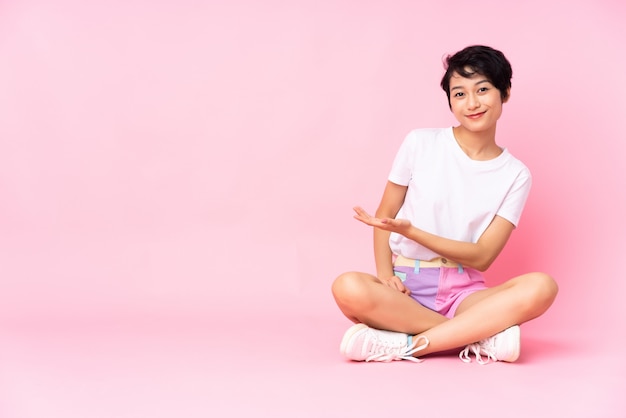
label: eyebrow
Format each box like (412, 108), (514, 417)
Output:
(450, 79), (491, 91)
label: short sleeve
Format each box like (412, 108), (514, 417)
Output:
(497, 169), (532, 227)
(388, 131), (417, 186)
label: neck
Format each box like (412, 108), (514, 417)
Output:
(452, 126), (502, 160)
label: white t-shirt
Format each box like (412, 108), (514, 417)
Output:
(388, 127), (531, 261)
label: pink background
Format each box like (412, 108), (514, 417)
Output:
(1, 0), (625, 417)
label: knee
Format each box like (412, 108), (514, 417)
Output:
(331, 272), (370, 308)
(524, 272), (559, 310)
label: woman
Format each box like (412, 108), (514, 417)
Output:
(331, 45), (558, 364)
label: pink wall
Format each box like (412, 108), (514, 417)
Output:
(1, 0), (625, 333)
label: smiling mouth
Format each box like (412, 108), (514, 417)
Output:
(466, 111), (486, 119)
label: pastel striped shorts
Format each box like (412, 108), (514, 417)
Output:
(393, 265), (487, 318)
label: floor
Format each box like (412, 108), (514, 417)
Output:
(1, 308), (623, 418)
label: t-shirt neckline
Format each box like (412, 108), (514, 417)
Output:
(445, 127), (509, 166)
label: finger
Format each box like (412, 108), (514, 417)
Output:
(382, 275), (411, 295)
(380, 277), (398, 291)
(389, 276), (407, 292)
(394, 280), (411, 296)
(353, 206), (371, 218)
(389, 279), (402, 292)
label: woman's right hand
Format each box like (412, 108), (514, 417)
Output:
(378, 275), (411, 296)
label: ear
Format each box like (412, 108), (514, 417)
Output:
(502, 88), (511, 103)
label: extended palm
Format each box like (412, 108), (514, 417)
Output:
(353, 206), (412, 234)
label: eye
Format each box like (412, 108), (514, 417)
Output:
(454, 92), (464, 98)
(477, 87), (489, 94)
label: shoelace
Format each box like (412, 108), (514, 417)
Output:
(459, 339), (497, 365)
(366, 335), (430, 363)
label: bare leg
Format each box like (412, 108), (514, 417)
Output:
(414, 272), (558, 356)
(331, 271), (448, 334)
(332, 270), (558, 357)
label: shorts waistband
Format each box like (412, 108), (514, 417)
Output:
(394, 254), (461, 269)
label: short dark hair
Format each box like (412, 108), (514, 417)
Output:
(440, 45), (512, 107)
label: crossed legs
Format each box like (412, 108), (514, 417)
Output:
(331, 270), (558, 357)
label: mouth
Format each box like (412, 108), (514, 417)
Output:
(466, 111), (486, 119)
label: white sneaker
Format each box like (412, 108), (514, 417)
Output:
(339, 323), (429, 362)
(459, 325), (521, 364)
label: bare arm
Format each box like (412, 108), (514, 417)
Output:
(372, 181), (408, 279)
(354, 207), (515, 272)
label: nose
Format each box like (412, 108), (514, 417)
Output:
(467, 94), (480, 110)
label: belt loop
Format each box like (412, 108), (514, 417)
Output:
(414, 259), (420, 274)
(458, 264), (464, 274)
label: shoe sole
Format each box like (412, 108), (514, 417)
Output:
(339, 323), (369, 356)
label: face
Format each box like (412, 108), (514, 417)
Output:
(449, 71), (509, 134)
